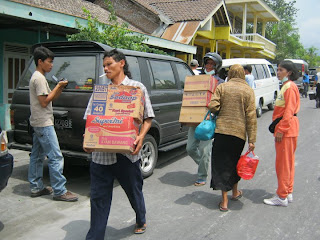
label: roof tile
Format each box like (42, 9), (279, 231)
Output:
(10, 0), (142, 32)
(134, 0), (222, 22)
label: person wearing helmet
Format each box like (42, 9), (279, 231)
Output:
(200, 52), (225, 84)
(186, 52), (224, 187)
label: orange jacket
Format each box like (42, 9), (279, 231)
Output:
(273, 81), (300, 137)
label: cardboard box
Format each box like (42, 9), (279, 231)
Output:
(179, 106), (209, 124)
(91, 85), (145, 123)
(83, 115), (139, 153)
(182, 91), (213, 107)
(184, 75), (218, 92)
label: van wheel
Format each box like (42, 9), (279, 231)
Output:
(267, 93), (277, 110)
(256, 101), (262, 118)
(140, 134), (158, 178)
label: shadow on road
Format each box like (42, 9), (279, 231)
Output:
(62, 220), (135, 240)
(241, 188), (273, 204)
(158, 171), (196, 187)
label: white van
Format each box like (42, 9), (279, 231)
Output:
(221, 58), (279, 117)
(284, 59), (309, 92)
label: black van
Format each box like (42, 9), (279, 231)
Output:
(8, 41), (193, 177)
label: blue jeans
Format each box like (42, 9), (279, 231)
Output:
(186, 127), (212, 181)
(86, 155), (146, 240)
(28, 125), (67, 196)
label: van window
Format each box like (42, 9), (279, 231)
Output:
(127, 56), (141, 82)
(268, 65), (276, 77)
(175, 63), (193, 88)
(254, 64), (266, 80)
(262, 65), (271, 78)
(18, 56), (96, 90)
(251, 65), (258, 80)
(294, 63), (303, 77)
(149, 60), (176, 89)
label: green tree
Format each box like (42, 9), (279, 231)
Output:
(301, 47), (320, 67)
(67, 0), (166, 54)
(264, 0), (320, 65)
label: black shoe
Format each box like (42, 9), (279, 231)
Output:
(31, 186), (53, 198)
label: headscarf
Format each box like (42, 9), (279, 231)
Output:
(228, 64), (245, 80)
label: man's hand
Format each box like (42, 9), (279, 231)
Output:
(83, 134), (94, 153)
(83, 147), (94, 153)
(131, 135), (144, 155)
(57, 80), (68, 88)
(275, 132), (283, 142)
(248, 142), (255, 152)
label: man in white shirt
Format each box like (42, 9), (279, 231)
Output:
(190, 59), (200, 75)
(244, 65), (255, 89)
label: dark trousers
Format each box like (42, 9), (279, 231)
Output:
(86, 154), (146, 240)
(303, 83), (309, 97)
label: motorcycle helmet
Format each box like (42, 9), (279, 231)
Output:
(203, 52), (222, 71)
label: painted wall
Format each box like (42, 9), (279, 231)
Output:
(0, 28), (66, 129)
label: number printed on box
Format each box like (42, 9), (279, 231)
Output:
(92, 102), (106, 115)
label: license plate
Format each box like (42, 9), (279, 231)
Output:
(54, 119), (72, 129)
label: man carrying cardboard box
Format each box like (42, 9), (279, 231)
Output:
(186, 52), (223, 186)
(83, 49), (154, 239)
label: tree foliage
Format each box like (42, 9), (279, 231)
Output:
(264, 0), (320, 66)
(67, 0), (166, 55)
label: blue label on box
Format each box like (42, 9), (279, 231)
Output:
(91, 101), (106, 115)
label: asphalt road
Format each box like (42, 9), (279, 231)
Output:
(1, 97), (320, 240)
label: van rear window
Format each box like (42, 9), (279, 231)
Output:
(18, 56), (96, 91)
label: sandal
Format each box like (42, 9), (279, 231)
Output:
(194, 180), (206, 186)
(231, 190), (243, 201)
(134, 223), (146, 234)
(219, 202), (229, 212)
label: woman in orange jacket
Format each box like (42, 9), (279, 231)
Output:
(264, 60), (300, 207)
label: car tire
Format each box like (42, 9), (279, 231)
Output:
(256, 100), (262, 118)
(267, 93), (277, 110)
(140, 134), (158, 178)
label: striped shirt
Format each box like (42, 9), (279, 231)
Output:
(84, 76), (155, 165)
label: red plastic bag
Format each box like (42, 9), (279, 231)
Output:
(237, 151), (259, 180)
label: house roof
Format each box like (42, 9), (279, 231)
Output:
(9, 0), (143, 32)
(133, 0), (223, 22)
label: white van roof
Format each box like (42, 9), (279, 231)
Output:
(284, 59), (308, 65)
(222, 58), (272, 67)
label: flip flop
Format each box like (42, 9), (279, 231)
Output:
(134, 223), (147, 234)
(194, 180), (206, 186)
(231, 190), (243, 201)
(219, 202), (229, 212)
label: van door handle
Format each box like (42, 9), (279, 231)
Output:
(153, 107), (160, 113)
(53, 110), (68, 118)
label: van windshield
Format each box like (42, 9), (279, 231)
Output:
(18, 55), (96, 91)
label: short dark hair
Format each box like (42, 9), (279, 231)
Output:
(33, 46), (54, 66)
(243, 64), (252, 73)
(278, 60), (299, 81)
(103, 49), (132, 79)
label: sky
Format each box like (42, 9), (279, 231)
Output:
(293, 0), (320, 51)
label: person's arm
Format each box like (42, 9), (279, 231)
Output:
(208, 85), (222, 114)
(245, 89), (257, 150)
(83, 94), (94, 153)
(38, 80), (68, 108)
(275, 85), (298, 142)
(132, 118), (152, 155)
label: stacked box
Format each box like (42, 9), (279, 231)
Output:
(179, 75), (218, 124)
(91, 85), (144, 124)
(85, 84), (145, 153)
(181, 91), (213, 107)
(83, 115), (139, 153)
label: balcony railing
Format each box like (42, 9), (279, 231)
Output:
(232, 33), (276, 53)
